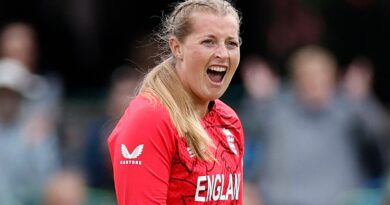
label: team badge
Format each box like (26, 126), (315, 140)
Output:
(222, 128), (237, 155)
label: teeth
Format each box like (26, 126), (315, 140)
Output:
(208, 66), (227, 72)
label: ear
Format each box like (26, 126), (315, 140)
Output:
(169, 37), (183, 60)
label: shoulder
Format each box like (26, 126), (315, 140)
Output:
(214, 99), (240, 120)
(122, 94), (172, 126)
(213, 99), (243, 136)
(107, 94), (176, 144)
(129, 94), (169, 116)
(107, 94), (178, 164)
(214, 99), (245, 154)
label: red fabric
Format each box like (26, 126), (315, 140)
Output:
(108, 94), (244, 205)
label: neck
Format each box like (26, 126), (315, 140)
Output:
(193, 99), (210, 118)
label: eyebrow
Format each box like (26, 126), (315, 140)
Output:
(199, 34), (239, 40)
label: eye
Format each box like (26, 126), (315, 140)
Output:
(201, 39), (215, 47)
(226, 40), (239, 49)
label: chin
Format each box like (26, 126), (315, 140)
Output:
(209, 92), (225, 101)
(201, 86), (228, 101)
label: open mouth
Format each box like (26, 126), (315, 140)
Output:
(207, 66), (227, 83)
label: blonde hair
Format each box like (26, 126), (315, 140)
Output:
(156, 0), (241, 60)
(139, 0), (240, 161)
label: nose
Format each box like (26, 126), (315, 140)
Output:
(215, 44), (229, 59)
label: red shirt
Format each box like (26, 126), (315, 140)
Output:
(108, 94), (244, 205)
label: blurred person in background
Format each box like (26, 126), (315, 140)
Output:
(242, 45), (387, 205)
(341, 56), (388, 183)
(0, 22), (63, 159)
(239, 55), (279, 174)
(0, 21), (63, 100)
(0, 58), (59, 204)
(338, 56), (389, 205)
(84, 65), (141, 191)
(238, 55), (279, 205)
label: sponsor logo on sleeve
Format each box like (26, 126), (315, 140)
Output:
(120, 144), (143, 165)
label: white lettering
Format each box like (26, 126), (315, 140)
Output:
(195, 173), (241, 202)
(226, 174), (234, 199)
(234, 174), (240, 200)
(206, 175), (214, 201)
(212, 174), (221, 201)
(220, 174), (226, 200)
(195, 176), (206, 202)
(119, 160), (142, 165)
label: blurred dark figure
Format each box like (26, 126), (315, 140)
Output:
(241, 45), (387, 205)
(342, 57), (389, 182)
(84, 65), (141, 190)
(238, 55), (279, 205)
(0, 58), (59, 204)
(338, 56), (389, 205)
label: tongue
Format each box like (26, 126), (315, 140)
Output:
(208, 71), (224, 83)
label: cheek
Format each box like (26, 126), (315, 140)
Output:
(192, 48), (210, 62)
(230, 51), (241, 71)
(186, 50), (208, 74)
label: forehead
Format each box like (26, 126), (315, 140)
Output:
(188, 12), (239, 38)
